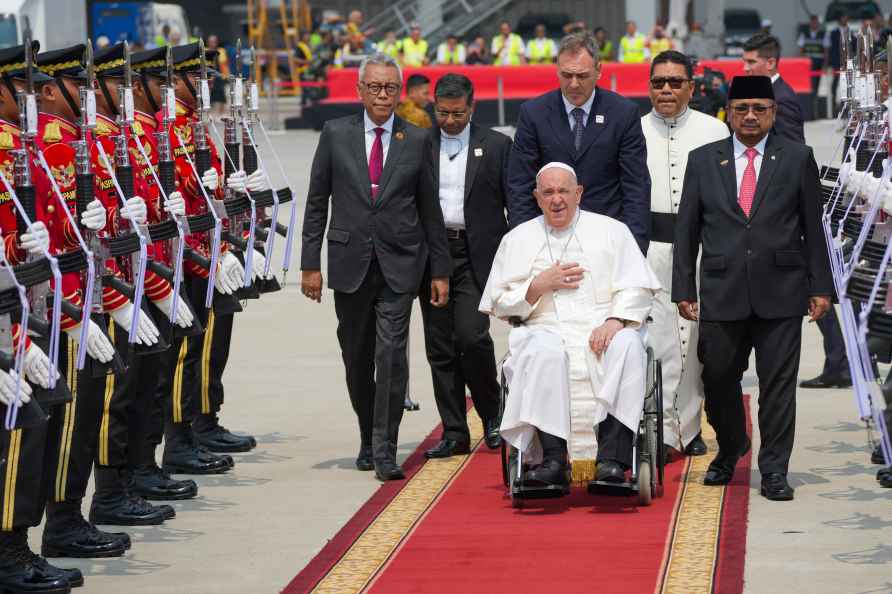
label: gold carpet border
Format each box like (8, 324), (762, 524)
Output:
(310, 410), (484, 594)
(659, 421), (727, 594)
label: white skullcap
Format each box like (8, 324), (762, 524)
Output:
(535, 162), (577, 183)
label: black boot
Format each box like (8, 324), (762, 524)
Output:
(872, 444), (887, 465)
(162, 423), (234, 474)
(0, 528), (77, 592)
(193, 413), (256, 453)
(42, 502), (128, 559)
(88, 466), (174, 526)
(131, 463), (198, 500)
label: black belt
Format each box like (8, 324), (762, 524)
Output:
(650, 211), (677, 244)
(446, 228), (466, 240)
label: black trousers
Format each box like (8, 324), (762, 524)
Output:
(817, 306), (848, 378)
(596, 415), (635, 469)
(699, 316), (802, 475)
(334, 260), (413, 463)
(0, 420), (49, 531)
(419, 238), (499, 443)
(197, 305), (233, 416)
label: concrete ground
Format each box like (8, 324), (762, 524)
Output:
(30, 120), (892, 594)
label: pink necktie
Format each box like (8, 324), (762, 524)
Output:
(368, 127), (384, 201)
(738, 147), (758, 217)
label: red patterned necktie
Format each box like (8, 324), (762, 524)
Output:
(738, 147), (758, 217)
(368, 127), (384, 201)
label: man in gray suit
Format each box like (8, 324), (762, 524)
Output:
(301, 53), (451, 481)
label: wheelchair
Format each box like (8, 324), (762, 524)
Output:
(499, 345), (665, 508)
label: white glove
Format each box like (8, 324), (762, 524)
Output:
(201, 168), (219, 191)
(246, 169), (270, 193)
(23, 343), (58, 389)
(164, 190), (186, 218)
(120, 196), (148, 225)
(214, 251), (244, 295)
(65, 319), (115, 363)
(250, 249), (268, 280)
(109, 303), (160, 346)
(20, 221), (49, 255)
(0, 369), (32, 407)
(882, 180), (892, 215)
(80, 199), (107, 231)
(154, 292), (194, 328)
(226, 170), (247, 194)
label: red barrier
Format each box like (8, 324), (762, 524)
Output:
(319, 58), (813, 104)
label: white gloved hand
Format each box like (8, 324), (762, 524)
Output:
(65, 319), (115, 363)
(226, 170), (247, 194)
(881, 179), (892, 215)
(214, 252), (244, 295)
(0, 369), (32, 407)
(20, 221), (49, 255)
(120, 196), (148, 225)
(23, 343), (58, 389)
(80, 199), (107, 231)
(154, 292), (194, 328)
(246, 169), (270, 193)
(201, 168), (219, 191)
(250, 248), (268, 280)
(164, 190), (186, 217)
(109, 303), (160, 346)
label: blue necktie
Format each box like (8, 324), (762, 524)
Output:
(572, 108), (585, 152)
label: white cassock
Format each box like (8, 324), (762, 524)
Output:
(641, 107), (730, 449)
(479, 211), (661, 469)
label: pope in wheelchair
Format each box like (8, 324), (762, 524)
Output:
(480, 162), (662, 495)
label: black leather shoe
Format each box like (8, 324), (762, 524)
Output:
(871, 444), (886, 465)
(760, 472), (794, 501)
(132, 464), (198, 500)
(799, 374), (853, 389)
(41, 516), (127, 559)
(163, 441), (233, 475)
(595, 460), (626, 483)
(193, 414), (256, 453)
(523, 459), (568, 487)
(89, 493), (173, 526)
(424, 440), (471, 459)
(878, 467), (892, 487)
(356, 446), (374, 471)
(374, 461), (405, 481)
(684, 433), (708, 456)
(0, 553), (71, 594)
(703, 438), (751, 486)
(30, 557), (83, 588)
(483, 420), (502, 450)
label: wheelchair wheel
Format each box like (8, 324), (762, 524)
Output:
(637, 461), (653, 506)
(653, 358), (665, 492)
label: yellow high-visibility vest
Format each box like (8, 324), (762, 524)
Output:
(378, 40), (400, 60)
(649, 38), (672, 58)
(527, 38), (555, 64)
(437, 43), (465, 64)
(400, 37), (429, 67)
(620, 34), (647, 63)
(492, 33), (524, 65)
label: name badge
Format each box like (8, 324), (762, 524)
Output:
(474, 148), (483, 157)
(595, 115), (605, 124)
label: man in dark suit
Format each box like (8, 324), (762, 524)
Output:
(743, 32), (850, 389)
(672, 76), (833, 501)
(301, 53), (451, 481)
(507, 32), (650, 253)
(419, 74), (511, 459)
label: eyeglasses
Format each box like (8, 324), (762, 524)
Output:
(731, 103), (774, 115)
(361, 82), (401, 96)
(435, 110), (468, 120)
(650, 77), (690, 90)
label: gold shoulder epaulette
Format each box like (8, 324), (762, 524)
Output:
(43, 121), (61, 143)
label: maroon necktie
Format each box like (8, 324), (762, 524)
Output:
(738, 147), (758, 217)
(368, 127), (384, 201)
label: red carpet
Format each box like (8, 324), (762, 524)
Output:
(284, 397), (752, 594)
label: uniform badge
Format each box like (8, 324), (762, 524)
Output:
(474, 148), (483, 157)
(720, 159), (729, 166)
(394, 131), (405, 141)
(595, 115), (605, 124)
(132, 121), (144, 137)
(43, 121), (61, 143)
(0, 132), (13, 150)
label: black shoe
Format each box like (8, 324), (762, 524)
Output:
(30, 557), (83, 588)
(522, 459), (568, 487)
(193, 414), (256, 453)
(594, 460), (626, 483)
(483, 419), (502, 450)
(871, 444), (887, 465)
(131, 464), (198, 500)
(374, 461), (405, 481)
(356, 446), (374, 471)
(760, 472), (794, 501)
(703, 438), (751, 486)
(41, 515), (127, 559)
(424, 439), (471, 459)
(683, 433), (708, 456)
(163, 437), (233, 475)
(878, 467), (892, 487)
(0, 538), (72, 593)
(799, 373), (853, 388)
(89, 492), (172, 526)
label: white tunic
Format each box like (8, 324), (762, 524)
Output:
(480, 211), (661, 463)
(641, 107), (729, 449)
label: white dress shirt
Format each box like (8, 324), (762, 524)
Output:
(363, 110), (394, 166)
(732, 133), (767, 191)
(561, 90), (596, 131)
(438, 125), (471, 229)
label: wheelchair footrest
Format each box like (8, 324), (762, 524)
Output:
(587, 480), (637, 497)
(511, 480), (569, 500)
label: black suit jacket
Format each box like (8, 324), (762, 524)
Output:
(671, 134), (832, 321)
(772, 77), (806, 144)
(506, 88), (651, 253)
(429, 123), (511, 288)
(301, 112), (450, 294)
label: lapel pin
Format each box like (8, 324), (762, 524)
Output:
(771, 154), (776, 160)
(474, 148), (483, 157)
(394, 131), (405, 141)
(595, 114), (605, 124)
(720, 159), (729, 166)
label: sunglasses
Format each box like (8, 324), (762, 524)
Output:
(650, 77), (690, 90)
